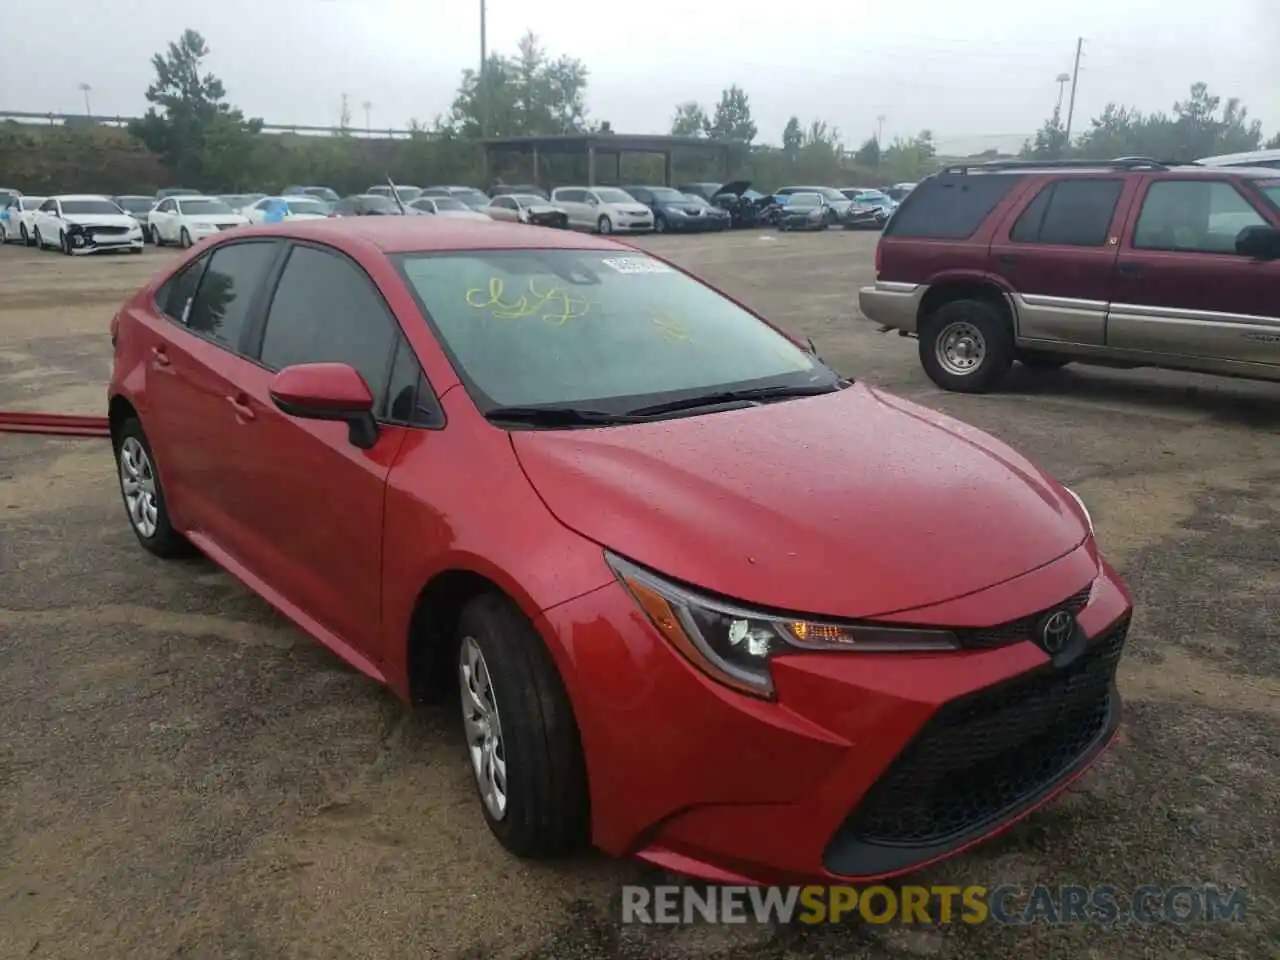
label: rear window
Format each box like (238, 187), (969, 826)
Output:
(885, 174), (1024, 240)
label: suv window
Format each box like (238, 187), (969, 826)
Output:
(156, 254), (210, 324)
(257, 245), (400, 406)
(1133, 180), (1267, 254)
(1009, 178), (1123, 246)
(187, 241), (279, 348)
(886, 174), (1025, 240)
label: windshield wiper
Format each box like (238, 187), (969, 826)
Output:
(484, 405), (646, 427)
(625, 382), (845, 417)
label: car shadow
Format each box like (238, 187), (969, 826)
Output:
(1001, 363), (1280, 428)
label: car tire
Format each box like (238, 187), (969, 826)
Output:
(596, 215), (612, 235)
(61, 232), (72, 255)
(21, 224), (32, 246)
(456, 593), (589, 858)
(113, 417), (195, 559)
(1017, 352), (1071, 370)
(654, 216), (667, 234)
(33, 227), (43, 249)
(179, 228), (192, 248)
(151, 226), (164, 246)
(919, 298), (1013, 393)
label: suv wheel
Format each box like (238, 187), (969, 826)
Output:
(919, 299), (1013, 393)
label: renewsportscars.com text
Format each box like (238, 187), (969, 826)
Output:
(621, 884), (1248, 926)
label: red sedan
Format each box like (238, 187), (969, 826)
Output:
(107, 217), (1132, 885)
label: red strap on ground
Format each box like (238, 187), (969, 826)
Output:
(0, 412), (111, 438)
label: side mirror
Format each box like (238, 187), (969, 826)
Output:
(269, 362), (379, 449)
(1235, 224), (1280, 260)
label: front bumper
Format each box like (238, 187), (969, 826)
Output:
(612, 216), (654, 233)
(67, 231), (144, 253)
(537, 542), (1131, 885)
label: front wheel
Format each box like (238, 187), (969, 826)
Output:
(596, 215), (612, 235)
(33, 227), (43, 249)
(179, 228), (192, 248)
(61, 232), (72, 255)
(919, 298), (1014, 393)
(654, 216), (666, 234)
(21, 224), (32, 246)
(151, 226), (164, 246)
(456, 594), (589, 858)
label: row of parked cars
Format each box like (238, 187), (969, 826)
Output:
(0, 179), (915, 254)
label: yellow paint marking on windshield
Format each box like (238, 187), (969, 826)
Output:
(465, 277), (594, 324)
(653, 313), (692, 343)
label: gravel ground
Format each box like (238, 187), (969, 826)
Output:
(0, 232), (1276, 959)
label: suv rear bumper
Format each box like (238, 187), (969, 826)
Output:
(858, 282), (925, 333)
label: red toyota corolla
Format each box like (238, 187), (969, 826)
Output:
(107, 217), (1131, 885)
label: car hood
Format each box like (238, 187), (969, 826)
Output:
(714, 180), (752, 196)
(605, 203), (652, 216)
(437, 210), (493, 221)
(511, 383), (1087, 619)
(526, 204), (565, 214)
(64, 214), (138, 228)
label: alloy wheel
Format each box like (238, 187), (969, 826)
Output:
(118, 436), (160, 538)
(459, 635), (508, 820)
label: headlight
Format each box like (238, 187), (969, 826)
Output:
(607, 552), (959, 699)
(1064, 487), (1094, 534)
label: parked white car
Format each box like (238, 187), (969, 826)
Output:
(482, 194), (570, 228)
(147, 196), (249, 247)
(548, 186), (654, 234)
(32, 195), (143, 254)
(409, 196), (493, 221)
(1, 194), (46, 244)
(243, 195), (332, 224)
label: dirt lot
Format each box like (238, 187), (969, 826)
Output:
(1, 232), (1277, 960)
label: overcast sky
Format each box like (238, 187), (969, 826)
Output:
(2, 0), (1277, 155)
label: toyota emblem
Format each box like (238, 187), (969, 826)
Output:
(1039, 609), (1075, 654)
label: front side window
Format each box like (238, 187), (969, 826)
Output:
(187, 241), (279, 348)
(156, 254), (209, 324)
(397, 250), (833, 412)
(594, 188), (634, 204)
(257, 245), (400, 405)
(1133, 180), (1266, 254)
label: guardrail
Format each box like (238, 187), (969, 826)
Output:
(0, 412), (111, 438)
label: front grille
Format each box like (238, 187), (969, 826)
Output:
(955, 583), (1093, 649)
(835, 618), (1127, 849)
(92, 225), (130, 236)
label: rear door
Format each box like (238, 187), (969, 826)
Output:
(1107, 176), (1280, 365)
(988, 176), (1134, 346)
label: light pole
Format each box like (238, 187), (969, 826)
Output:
(78, 82), (92, 116)
(362, 100), (372, 133)
(876, 114), (885, 144)
(1054, 73), (1070, 114)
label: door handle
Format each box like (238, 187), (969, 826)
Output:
(150, 346), (171, 367)
(1118, 261), (1143, 276)
(226, 395), (255, 422)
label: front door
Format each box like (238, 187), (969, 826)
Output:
(229, 241), (410, 656)
(988, 177), (1134, 346)
(1107, 177), (1280, 365)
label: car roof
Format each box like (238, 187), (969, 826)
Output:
(53, 194), (114, 201)
(937, 163), (1278, 181)
(1197, 149), (1280, 166)
(227, 216), (628, 254)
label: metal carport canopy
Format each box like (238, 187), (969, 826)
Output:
(479, 133), (733, 186)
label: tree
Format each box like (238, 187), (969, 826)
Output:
(881, 131), (937, 181)
(706, 85), (757, 143)
(781, 116), (803, 157)
(670, 102), (708, 137)
(1022, 106), (1069, 159)
(1267, 132), (1280, 150)
(449, 31), (588, 138)
(854, 137), (881, 168)
(128, 29), (263, 187)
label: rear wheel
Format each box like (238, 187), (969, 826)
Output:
(654, 216), (667, 234)
(456, 593), (589, 858)
(33, 227), (43, 249)
(596, 215), (612, 235)
(61, 232), (72, 255)
(113, 418), (194, 559)
(919, 298), (1013, 393)
(151, 226), (164, 246)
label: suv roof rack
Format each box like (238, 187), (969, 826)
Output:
(940, 157), (1170, 174)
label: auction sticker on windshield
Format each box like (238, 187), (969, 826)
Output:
(599, 256), (672, 274)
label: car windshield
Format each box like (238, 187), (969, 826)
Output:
(812, 187), (845, 200)
(306, 188), (339, 201)
(362, 196), (397, 211)
(61, 199), (123, 215)
(397, 250), (833, 412)
(858, 191), (889, 202)
(647, 187), (687, 202)
(392, 187), (422, 200)
(788, 194), (821, 207)
(433, 198), (469, 211)
(115, 197), (151, 212)
(1259, 181), (1280, 211)
(23, 197), (48, 210)
(179, 199), (234, 215)
(286, 199), (328, 215)
(512, 195), (543, 207)
(683, 194), (709, 205)
(594, 188), (634, 204)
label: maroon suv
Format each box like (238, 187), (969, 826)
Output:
(858, 158), (1280, 392)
